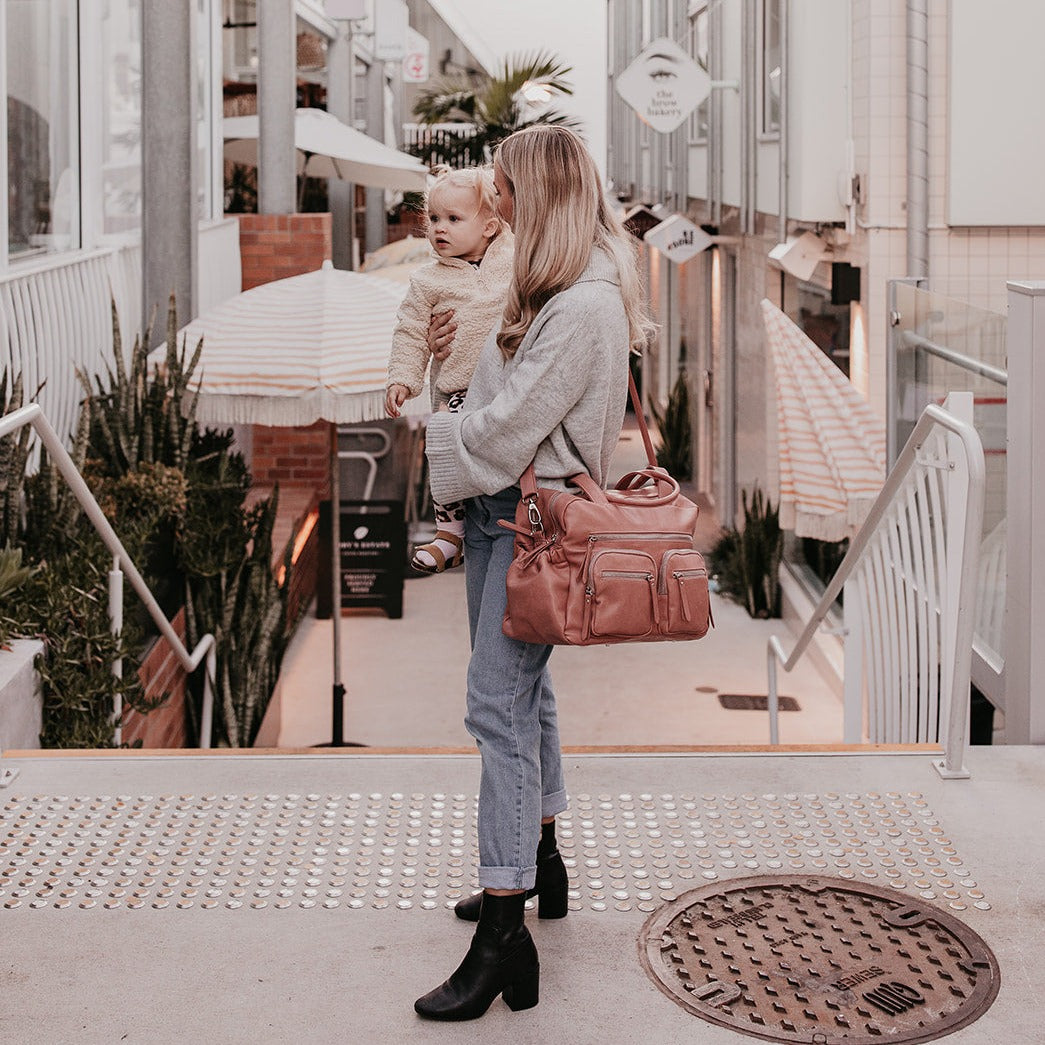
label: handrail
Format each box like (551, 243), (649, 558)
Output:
(900, 329), (1008, 386)
(767, 403), (985, 777)
(0, 404), (215, 748)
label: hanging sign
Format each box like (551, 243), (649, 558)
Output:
(374, 0), (408, 62)
(644, 214), (713, 263)
(615, 37), (711, 133)
(402, 28), (430, 83)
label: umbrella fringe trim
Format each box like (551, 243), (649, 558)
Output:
(190, 390), (430, 427)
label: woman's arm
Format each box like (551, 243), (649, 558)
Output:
(425, 292), (621, 502)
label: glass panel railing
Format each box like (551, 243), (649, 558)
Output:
(889, 282), (1006, 672)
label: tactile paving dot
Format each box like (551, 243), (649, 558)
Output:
(0, 791), (989, 915)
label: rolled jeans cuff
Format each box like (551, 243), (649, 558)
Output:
(479, 864), (539, 891)
(542, 788), (568, 820)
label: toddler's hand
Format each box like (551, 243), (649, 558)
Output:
(385, 384), (409, 418)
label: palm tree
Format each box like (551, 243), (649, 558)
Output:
(409, 50), (583, 168)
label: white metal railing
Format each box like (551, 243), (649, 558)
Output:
(767, 393), (985, 779)
(0, 403), (215, 750)
(0, 245), (143, 454)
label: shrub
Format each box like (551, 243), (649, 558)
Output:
(708, 486), (782, 619)
(651, 372), (692, 480)
(0, 297), (302, 749)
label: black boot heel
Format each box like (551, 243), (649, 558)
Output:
(502, 964), (540, 1011)
(416, 892), (540, 1021)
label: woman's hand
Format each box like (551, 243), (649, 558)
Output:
(428, 309), (458, 361)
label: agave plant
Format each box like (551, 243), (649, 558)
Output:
(0, 369), (43, 546)
(651, 372), (693, 480)
(410, 50), (582, 166)
(707, 486), (783, 619)
(78, 296), (201, 477)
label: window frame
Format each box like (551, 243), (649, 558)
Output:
(3, 0), (83, 268)
(758, 0), (782, 140)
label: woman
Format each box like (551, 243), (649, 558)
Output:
(414, 125), (650, 1021)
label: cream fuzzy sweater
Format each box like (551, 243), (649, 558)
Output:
(385, 230), (514, 399)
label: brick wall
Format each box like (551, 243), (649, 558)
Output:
(251, 420), (331, 489)
(237, 212), (332, 291)
(123, 608), (190, 749)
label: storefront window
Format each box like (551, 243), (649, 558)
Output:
(101, 0), (142, 238)
(6, 0), (78, 257)
(761, 0), (781, 135)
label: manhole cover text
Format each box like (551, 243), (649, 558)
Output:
(639, 874), (999, 1044)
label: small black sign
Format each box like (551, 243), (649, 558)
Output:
(337, 500), (405, 619)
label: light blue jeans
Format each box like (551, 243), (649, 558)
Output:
(464, 487), (568, 890)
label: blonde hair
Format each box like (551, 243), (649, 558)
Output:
(426, 166), (503, 233)
(493, 125), (651, 360)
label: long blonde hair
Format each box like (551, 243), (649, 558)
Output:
(494, 125), (650, 360)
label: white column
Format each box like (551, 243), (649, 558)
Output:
(364, 59), (388, 257)
(257, 0), (297, 215)
(142, 0), (197, 325)
(1004, 281), (1045, 743)
(328, 25), (356, 268)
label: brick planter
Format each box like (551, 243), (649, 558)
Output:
(122, 609), (191, 749)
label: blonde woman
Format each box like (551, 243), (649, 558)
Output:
(414, 126), (650, 1021)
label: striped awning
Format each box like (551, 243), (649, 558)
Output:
(760, 299), (886, 541)
(168, 262), (420, 427)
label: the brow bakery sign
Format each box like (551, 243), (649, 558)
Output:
(615, 37), (711, 134)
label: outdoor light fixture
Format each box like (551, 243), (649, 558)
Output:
(768, 231), (829, 282)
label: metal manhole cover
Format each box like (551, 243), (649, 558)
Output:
(639, 874), (999, 1044)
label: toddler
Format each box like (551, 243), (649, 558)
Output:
(385, 166), (513, 573)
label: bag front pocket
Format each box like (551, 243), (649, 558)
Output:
(585, 549), (658, 639)
(662, 549), (712, 638)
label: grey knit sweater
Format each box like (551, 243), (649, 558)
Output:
(424, 247), (631, 503)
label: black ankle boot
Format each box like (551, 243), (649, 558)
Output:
(415, 891), (539, 1020)
(454, 822), (569, 922)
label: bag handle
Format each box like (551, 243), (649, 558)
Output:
(610, 468), (680, 505)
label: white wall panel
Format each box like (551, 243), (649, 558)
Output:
(949, 1), (1045, 226)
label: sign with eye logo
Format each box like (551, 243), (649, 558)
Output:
(615, 37), (711, 134)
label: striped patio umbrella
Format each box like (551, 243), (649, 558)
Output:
(159, 261), (426, 747)
(760, 299), (886, 541)
(174, 261), (424, 426)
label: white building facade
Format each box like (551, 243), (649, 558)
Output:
(607, 0), (1045, 527)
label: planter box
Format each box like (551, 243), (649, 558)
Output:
(0, 639), (43, 751)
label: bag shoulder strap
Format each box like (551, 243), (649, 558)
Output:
(519, 363), (657, 500)
(627, 368), (658, 469)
